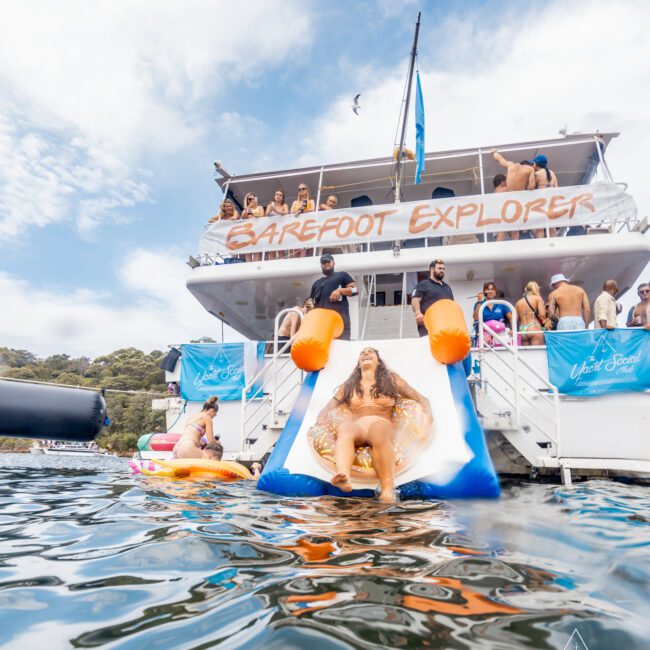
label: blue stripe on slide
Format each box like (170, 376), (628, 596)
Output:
(400, 362), (500, 499)
(257, 372), (329, 496)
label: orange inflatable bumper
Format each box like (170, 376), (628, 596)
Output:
(424, 299), (471, 364)
(291, 308), (344, 371)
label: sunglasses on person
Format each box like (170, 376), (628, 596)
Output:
(298, 186), (307, 191)
(639, 289), (650, 295)
(247, 196), (256, 203)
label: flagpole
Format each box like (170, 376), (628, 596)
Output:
(394, 11), (421, 204)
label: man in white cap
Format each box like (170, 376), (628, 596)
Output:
(548, 273), (591, 331)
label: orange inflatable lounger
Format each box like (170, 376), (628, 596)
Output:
(291, 308), (344, 371)
(138, 458), (253, 480)
(424, 299), (471, 365)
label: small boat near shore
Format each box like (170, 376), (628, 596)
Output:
(30, 441), (109, 457)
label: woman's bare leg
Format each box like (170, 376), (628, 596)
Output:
(367, 420), (396, 502)
(331, 422), (359, 492)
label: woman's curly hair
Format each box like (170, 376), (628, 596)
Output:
(339, 348), (399, 405)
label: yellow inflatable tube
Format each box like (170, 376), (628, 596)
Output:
(424, 299), (471, 364)
(138, 458), (253, 480)
(291, 308), (344, 371)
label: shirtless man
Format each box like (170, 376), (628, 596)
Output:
(626, 282), (650, 329)
(493, 174), (519, 242)
(277, 299), (314, 346)
(492, 150), (535, 192)
(548, 273), (591, 330)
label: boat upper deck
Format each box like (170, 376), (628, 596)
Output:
(213, 132), (618, 209)
(187, 133), (649, 340)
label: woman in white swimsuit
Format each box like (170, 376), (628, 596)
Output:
(316, 348), (432, 502)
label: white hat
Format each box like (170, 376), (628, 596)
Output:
(550, 273), (569, 286)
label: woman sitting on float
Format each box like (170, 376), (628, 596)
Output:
(314, 347), (432, 503)
(173, 396), (223, 460)
(472, 281), (512, 345)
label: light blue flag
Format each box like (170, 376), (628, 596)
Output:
(545, 329), (650, 396)
(180, 342), (264, 401)
(414, 70), (425, 184)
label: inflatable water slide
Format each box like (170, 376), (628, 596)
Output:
(258, 302), (500, 499)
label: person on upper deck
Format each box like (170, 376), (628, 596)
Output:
(242, 193), (265, 261)
(626, 282), (650, 328)
(290, 183), (316, 215)
(473, 281), (512, 331)
(264, 190), (288, 260)
(411, 259), (454, 338)
(492, 150), (535, 192)
(290, 183), (315, 258)
(242, 192), (264, 219)
(493, 174), (520, 242)
(515, 282), (547, 346)
(530, 154), (559, 238)
(208, 198), (240, 223)
(320, 194), (338, 211)
(593, 279), (619, 330)
(266, 190), (289, 217)
(309, 254), (357, 341)
(531, 154), (558, 190)
(548, 273), (591, 330)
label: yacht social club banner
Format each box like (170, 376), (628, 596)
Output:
(200, 183), (636, 255)
(180, 342), (265, 401)
(545, 329), (650, 396)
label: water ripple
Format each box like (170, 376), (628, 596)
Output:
(0, 454), (648, 649)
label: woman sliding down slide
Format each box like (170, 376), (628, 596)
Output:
(316, 348), (432, 502)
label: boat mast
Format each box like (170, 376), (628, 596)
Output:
(394, 12), (421, 204)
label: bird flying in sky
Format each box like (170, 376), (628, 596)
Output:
(351, 94), (361, 115)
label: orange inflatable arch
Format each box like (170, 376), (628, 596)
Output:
(424, 299), (471, 364)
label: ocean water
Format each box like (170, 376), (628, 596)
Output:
(0, 454), (648, 649)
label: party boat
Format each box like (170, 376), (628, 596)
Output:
(147, 126), (650, 486)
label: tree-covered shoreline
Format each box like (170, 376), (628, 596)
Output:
(0, 347), (167, 454)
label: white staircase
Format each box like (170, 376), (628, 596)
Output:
(362, 305), (419, 340)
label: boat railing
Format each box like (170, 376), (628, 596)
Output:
(240, 308), (304, 452)
(477, 300), (562, 457)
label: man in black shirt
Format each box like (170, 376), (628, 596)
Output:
(411, 259), (454, 337)
(309, 254), (357, 340)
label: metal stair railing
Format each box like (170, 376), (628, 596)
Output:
(477, 300), (562, 457)
(240, 308), (304, 452)
(360, 273), (376, 340)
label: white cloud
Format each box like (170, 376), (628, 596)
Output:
(0, 1), (310, 239)
(300, 0), (650, 211)
(0, 247), (244, 358)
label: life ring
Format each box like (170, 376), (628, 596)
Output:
(130, 457), (253, 480)
(307, 398), (432, 481)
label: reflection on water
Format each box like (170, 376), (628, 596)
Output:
(0, 454), (648, 649)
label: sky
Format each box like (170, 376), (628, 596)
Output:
(1, 0), (649, 358)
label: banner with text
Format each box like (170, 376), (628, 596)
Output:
(180, 342), (265, 401)
(545, 329), (650, 396)
(200, 183), (636, 255)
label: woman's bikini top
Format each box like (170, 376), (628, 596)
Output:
(187, 420), (206, 434)
(347, 392), (396, 411)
